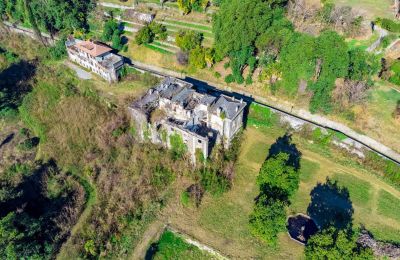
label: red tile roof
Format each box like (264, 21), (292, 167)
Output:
(75, 41), (112, 57)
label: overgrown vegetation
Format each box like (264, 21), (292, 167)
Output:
(213, 0), (378, 113)
(0, 161), (85, 259)
(0, 33), (190, 258)
(135, 22), (167, 45)
(0, 0), (95, 38)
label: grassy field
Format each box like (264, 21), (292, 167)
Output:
(377, 190), (400, 223)
(334, 0), (393, 19)
(164, 111), (400, 258)
(148, 230), (217, 259)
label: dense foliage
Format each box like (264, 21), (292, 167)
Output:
(213, 0), (377, 113)
(249, 149), (300, 245)
(177, 0), (209, 14)
(135, 22), (167, 45)
(305, 227), (373, 259)
(0, 0), (95, 36)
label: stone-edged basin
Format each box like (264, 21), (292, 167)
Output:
(287, 213), (319, 244)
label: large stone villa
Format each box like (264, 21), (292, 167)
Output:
(65, 37), (124, 83)
(129, 77), (247, 162)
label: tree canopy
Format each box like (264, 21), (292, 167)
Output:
(0, 0), (95, 36)
(213, 0), (286, 59)
(305, 227), (373, 260)
(249, 150), (300, 245)
(257, 152), (299, 197)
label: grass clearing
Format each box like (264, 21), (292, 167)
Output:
(167, 124), (400, 258)
(334, 0), (393, 19)
(149, 230), (217, 259)
(377, 190), (400, 222)
(163, 19), (212, 32)
(299, 159), (320, 183)
(144, 44), (174, 55)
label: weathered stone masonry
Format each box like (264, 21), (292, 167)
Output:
(128, 77), (246, 162)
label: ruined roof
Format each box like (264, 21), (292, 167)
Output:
(156, 79), (185, 100)
(99, 53), (123, 69)
(200, 95), (216, 106)
(75, 40), (112, 57)
(211, 95), (246, 120)
(171, 87), (196, 105)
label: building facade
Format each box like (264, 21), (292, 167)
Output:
(65, 37), (124, 83)
(128, 77), (246, 162)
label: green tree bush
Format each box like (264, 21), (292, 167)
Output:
(249, 151), (300, 244)
(135, 26), (154, 45)
(102, 19), (119, 42)
(257, 153), (299, 197)
(169, 133), (187, 160)
(175, 30), (203, 51)
(249, 194), (287, 245)
(305, 227), (373, 259)
(189, 46), (206, 69)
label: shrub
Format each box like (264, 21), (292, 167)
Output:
(200, 168), (230, 196)
(175, 30), (203, 51)
(214, 71), (221, 78)
(189, 46), (206, 69)
(169, 133), (187, 160)
(150, 166), (175, 191)
(48, 38), (67, 60)
(135, 26), (154, 45)
(102, 19), (119, 42)
(224, 74), (235, 84)
(180, 191), (190, 206)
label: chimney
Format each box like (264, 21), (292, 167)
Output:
(217, 107), (222, 116)
(240, 98), (243, 104)
(236, 106), (239, 112)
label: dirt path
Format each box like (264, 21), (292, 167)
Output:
(130, 220), (165, 260)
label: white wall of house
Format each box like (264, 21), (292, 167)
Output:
(67, 48), (118, 83)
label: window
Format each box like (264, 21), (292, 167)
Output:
(198, 140), (202, 144)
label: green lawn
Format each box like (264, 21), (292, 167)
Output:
(144, 44), (174, 55)
(334, 0), (393, 19)
(299, 159), (320, 183)
(332, 173), (373, 207)
(164, 19), (212, 32)
(377, 190), (400, 222)
(150, 230), (216, 260)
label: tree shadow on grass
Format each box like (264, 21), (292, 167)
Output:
(267, 134), (302, 170)
(0, 59), (36, 112)
(307, 178), (354, 230)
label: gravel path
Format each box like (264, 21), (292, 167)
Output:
(98, 2), (134, 9)
(65, 61), (92, 80)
